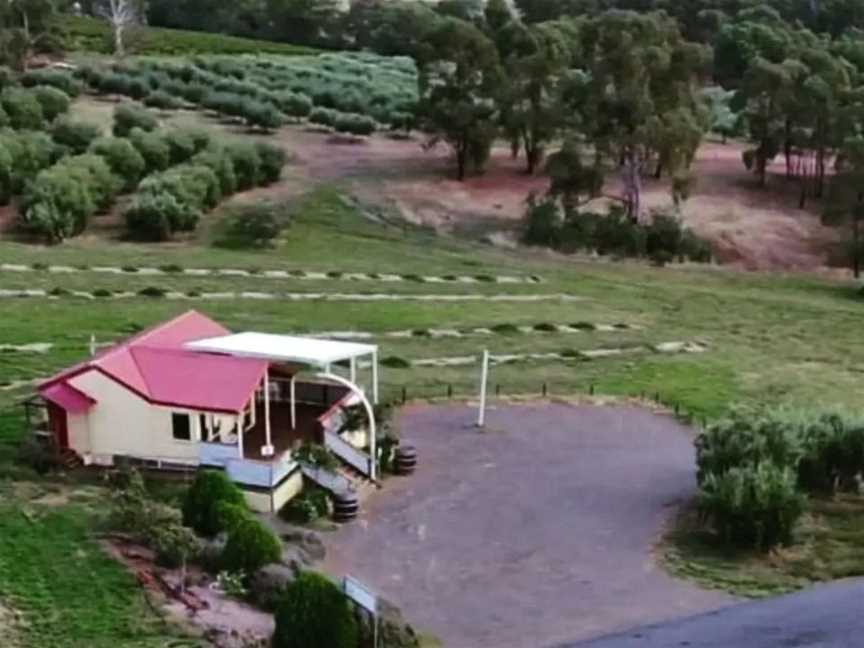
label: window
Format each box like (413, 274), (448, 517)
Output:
(172, 413), (191, 441)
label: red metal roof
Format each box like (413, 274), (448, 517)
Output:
(39, 310), (268, 414)
(41, 382), (95, 415)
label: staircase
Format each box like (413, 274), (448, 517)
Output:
(336, 465), (378, 502)
(59, 448), (83, 470)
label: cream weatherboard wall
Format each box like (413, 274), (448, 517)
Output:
(68, 369), (216, 466)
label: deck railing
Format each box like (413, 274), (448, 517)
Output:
(200, 441), (298, 488)
(324, 429), (373, 477)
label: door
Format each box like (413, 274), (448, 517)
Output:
(47, 403), (69, 449)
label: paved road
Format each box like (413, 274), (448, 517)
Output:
(322, 403), (731, 648)
(562, 579), (864, 648)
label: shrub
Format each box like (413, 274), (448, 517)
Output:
(797, 413), (864, 494)
(143, 90), (184, 110)
(51, 117), (102, 155)
(0, 131), (56, 193)
(309, 106), (339, 127)
(124, 193), (194, 241)
(113, 104), (158, 137)
(334, 112), (376, 136)
(215, 501), (251, 534)
(390, 111), (415, 132)
(255, 142), (286, 185)
(191, 145), (237, 196)
(21, 165), (95, 242)
(69, 154), (122, 211)
(21, 69), (83, 97)
(16, 438), (59, 474)
(163, 127), (210, 165)
(151, 522), (203, 568)
(0, 105), (7, 129)
(0, 88), (45, 130)
(129, 127), (170, 172)
(31, 86), (71, 121)
(273, 572), (358, 648)
(695, 410), (803, 485)
(95, 72), (133, 96)
(202, 91), (246, 118)
(225, 142), (261, 190)
(279, 489), (329, 524)
(89, 136), (146, 190)
(242, 100), (284, 131)
(213, 202), (287, 249)
(274, 91), (312, 119)
(697, 463), (805, 551)
(182, 470), (247, 537)
(522, 194), (561, 247)
(220, 515), (282, 575)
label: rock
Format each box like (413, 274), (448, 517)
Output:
(280, 530), (326, 562)
(355, 596), (420, 648)
(248, 564), (298, 612)
(280, 544), (313, 571)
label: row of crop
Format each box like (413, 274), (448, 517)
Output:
(8, 102), (286, 243)
(71, 52), (417, 135)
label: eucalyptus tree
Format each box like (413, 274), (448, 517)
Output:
(417, 17), (503, 180)
(0, 0), (61, 71)
(564, 11), (709, 220)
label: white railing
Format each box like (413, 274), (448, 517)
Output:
(324, 430), (372, 477)
(199, 441), (238, 467)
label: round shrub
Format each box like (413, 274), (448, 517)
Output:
(255, 142), (286, 185)
(697, 462), (805, 551)
(31, 85), (71, 122)
(21, 166), (95, 242)
(274, 91), (312, 119)
(202, 91), (246, 118)
(51, 117), (102, 155)
(225, 142), (261, 190)
(113, 104), (158, 137)
(273, 572), (358, 648)
(191, 145), (237, 196)
(242, 100), (284, 131)
(143, 90), (184, 110)
(65, 154), (121, 211)
(95, 72), (132, 96)
(0, 87), (45, 130)
(220, 515), (282, 575)
(334, 112), (376, 136)
(125, 193), (196, 241)
(213, 202), (286, 249)
(163, 128), (210, 165)
(181, 470), (247, 537)
(20, 69), (83, 97)
(0, 131), (56, 193)
(89, 136), (146, 190)
(214, 501), (251, 533)
(309, 106), (339, 128)
(129, 127), (170, 173)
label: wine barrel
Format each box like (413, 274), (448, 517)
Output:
(332, 491), (359, 522)
(395, 444), (417, 475)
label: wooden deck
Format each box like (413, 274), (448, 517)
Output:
(242, 402), (329, 460)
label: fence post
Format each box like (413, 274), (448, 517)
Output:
(495, 384), (501, 396)
(447, 384), (453, 399)
(589, 383), (594, 395)
(542, 382), (547, 397)
(401, 386), (407, 404)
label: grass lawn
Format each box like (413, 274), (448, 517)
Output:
(2, 170), (864, 638)
(663, 495), (864, 598)
(0, 482), (200, 647)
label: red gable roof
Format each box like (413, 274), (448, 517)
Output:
(40, 310), (268, 414)
(42, 382), (95, 414)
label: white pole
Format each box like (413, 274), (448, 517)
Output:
(262, 368), (274, 456)
(89, 334), (96, 356)
(371, 350), (379, 405)
(290, 375), (297, 430)
(237, 414), (244, 458)
(350, 357), (357, 384)
(477, 350), (489, 428)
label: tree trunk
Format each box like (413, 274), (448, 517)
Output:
(854, 215), (860, 279)
(816, 147), (826, 199)
(456, 143), (466, 182)
(784, 119), (792, 179)
(757, 154), (767, 188)
(114, 23), (125, 57)
(622, 152), (642, 222)
(653, 160), (663, 180)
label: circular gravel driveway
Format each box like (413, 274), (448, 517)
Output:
(322, 403), (731, 648)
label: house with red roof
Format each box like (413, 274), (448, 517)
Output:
(30, 310), (381, 513)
